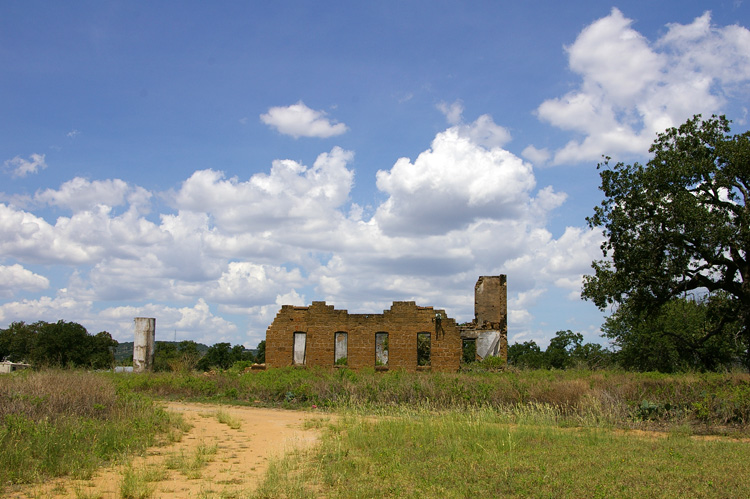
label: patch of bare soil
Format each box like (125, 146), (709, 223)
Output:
(8, 402), (328, 499)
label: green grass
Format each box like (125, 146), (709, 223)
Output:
(117, 367), (750, 433)
(215, 409), (242, 429)
(254, 409), (750, 498)
(119, 465), (165, 499)
(164, 441), (218, 479)
(0, 369), (183, 493)
(4, 368), (749, 497)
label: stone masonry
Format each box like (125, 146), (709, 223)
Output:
(264, 275), (507, 372)
(460, 275), (508, 362)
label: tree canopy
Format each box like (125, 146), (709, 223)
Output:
(508, 330), (613, 370)
(0, 320), (117, 368)
(153, 340), (202, 372)
(196, 342), (254, 371)
(583, 115), (750, 368)
(602, 295), (742, 372)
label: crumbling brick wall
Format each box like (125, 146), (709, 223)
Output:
(264, 275), (507, 372)
(474, 275), (507, 327)
(467, 275), (508, 361)
(265, 301), (462, 372)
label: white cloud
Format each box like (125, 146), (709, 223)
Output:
(0, 294), (91, 327)
(0, 203), (106, 264)
(4, 153), (47, 178)
(460, 114), (512, 149)
(207, 262), (304, 305)
(0, 264), (49, 298)
(35, 178), (138, 212)
(175, 147), (354, 234)
(536, 8), (750, 164)
(260, 101), (349, 138)
(521, 145), (551, 166)
(94, 299), (238, 344)
(275, 289), (306, 307)
(437, 100), (465, 125)
(437, 100), (511, 148)
(0, 295), (240, 344)
(373, 116), (534, 235)
(0, 117), (604, 345)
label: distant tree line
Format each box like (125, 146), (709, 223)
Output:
(508, 330), (613, 370)
(601, 295), (745, 372)
(4, 315), (743, 373)
(151, 340), (264, 372)
(0, 321), (117, 369)
(510, 296), (747, 373)
(1, 320), (267, 372)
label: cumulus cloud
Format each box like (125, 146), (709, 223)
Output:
(0, 293), (91, 326)
(437, 100), (465, 125)
(0, 116), (603, 346)
(374, 115), (535, 235)
(536, 8), (750, 164)
(35, 178), (146, 212)
(521, 145), (551, 166)
(4, 153), (47, 178)
(260, 101), (349, 138)
(0, 204), (106, 264)
(0, 264), (49, 298)
(207, 262), (304, 305)
(95, 299), (237, 344)
(175, 147), (354, 234)
(437, 100), (511, 148)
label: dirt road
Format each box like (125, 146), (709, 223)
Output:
(9, 402), (327, 499)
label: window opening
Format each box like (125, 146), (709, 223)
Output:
(334, 332), (348, 365)
(293, 332), (307, 365)
(375, 332), (389, 366)
(417, 332), (431, 366)
(462, 339), (477, 364)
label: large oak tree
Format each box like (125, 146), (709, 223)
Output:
(583, 115), (750, 368)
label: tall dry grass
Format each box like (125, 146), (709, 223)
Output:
(0, 369), (180, 492)
(255, 406), (750, 498)
(117, 367), (750, 432)
(0, 369), (120, 421)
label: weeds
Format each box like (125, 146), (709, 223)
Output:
(0, 370), (181, 493)
(75, 485), (104, 499)
(119, 367), (750, 433)
(215, 409), (242, 430)
(256, 408), (750, 498)
(165, 441), (218, 479)
(119, 465), (165, 499)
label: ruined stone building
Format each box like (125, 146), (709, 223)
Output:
(265, 275), (507, 372)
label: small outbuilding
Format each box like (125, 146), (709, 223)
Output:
(0, 361), (31, 374)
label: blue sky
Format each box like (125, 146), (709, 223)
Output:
(1, 1), (749, 348)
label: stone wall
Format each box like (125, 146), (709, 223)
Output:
(265, 301), (462, 372)
(474, 275), (507, 327)
(264, 275), (507, 372)
(462, 275), (508, 361)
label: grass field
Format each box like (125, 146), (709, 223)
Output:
(0, 369), (184, 493)
(118, 366), (750, 433)
(255, 409), (750, 498)
(122, 366), (750, 497)
(2, 367), (749, 497)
